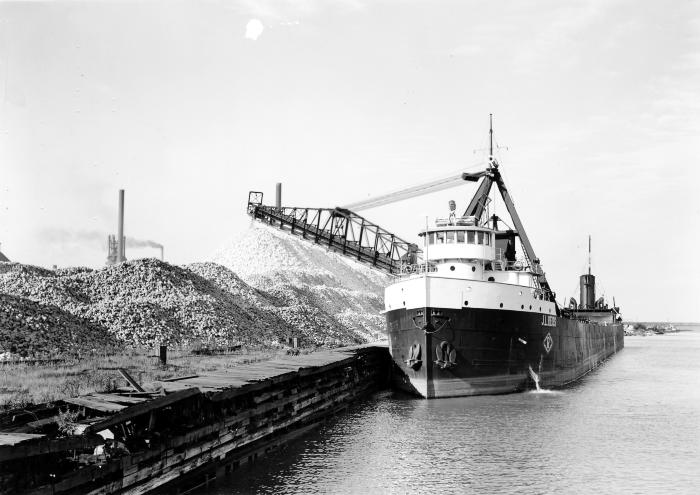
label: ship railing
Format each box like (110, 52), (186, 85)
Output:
(399, 263), (438, 276)
(492, 258), (532, 272)
(435, 216), (477, 227)
(505, 259), (530, 271)
(493, 249), (531, 272)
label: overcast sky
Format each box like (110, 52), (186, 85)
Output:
(1, 0), (698, 321)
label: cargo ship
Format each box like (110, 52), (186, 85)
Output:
(384, 119), (624, 398)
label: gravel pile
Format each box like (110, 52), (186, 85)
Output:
(0, 293), (119, 358)
(0, 222), (391, 354)
(212, 222), (391, 343)
(0, 259), (295, 349)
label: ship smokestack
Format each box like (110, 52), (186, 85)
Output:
(580, 274), (596, 309)
(275, 183), (282, 209)
(160, 245), (164, 261)
(117, 189), (125, 262)
(580, 235), (595, 309)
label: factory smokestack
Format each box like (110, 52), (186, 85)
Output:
(276, 183), (282, 209)
(117, 189), (126, 262)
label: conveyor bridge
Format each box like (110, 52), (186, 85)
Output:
(247, 192), (419, 274)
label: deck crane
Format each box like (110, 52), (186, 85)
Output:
(247, 115), (552, 294)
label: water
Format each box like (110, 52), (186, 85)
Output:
(211, 328), (700, 494)
(528, 364), (541, 391)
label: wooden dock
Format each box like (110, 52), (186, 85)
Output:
(0, 344), (390, 494)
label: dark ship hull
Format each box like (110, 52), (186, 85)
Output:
(387, 306), (624, 398)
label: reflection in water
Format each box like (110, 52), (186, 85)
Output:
(211, 329), (700, 494)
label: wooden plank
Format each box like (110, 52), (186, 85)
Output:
(90, 393), (149, 404)
(120, 378), (362, 485)
(21, 416), (59, 432)
(0, 433), (104, 461)
(86, 388), (201, 434)
(113, 389), (154, 397)
(298, 355), (357, 377)
(118, 368), (146, 393)
(205, 364), (347, 401)
(181, 375), (250, 384)
(160, 374), (199, 382)
(25, 459), (122, 495)
(2, 347), (387, 495)
(118, 415), (252, 471)
(177, 377), (249, 389)
(155, 381), (219, 394)
(0, 432), (44, 446)
(64, 396), (127, 413)
(119, 356), (382, 494)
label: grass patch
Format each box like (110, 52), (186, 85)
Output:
(0, 346), (286, 411)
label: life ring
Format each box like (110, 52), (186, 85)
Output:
(513, 260), (524, 271)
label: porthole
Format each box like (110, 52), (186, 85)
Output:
(488, 277), (495, 282)
(539, 306), (542, 311)
(499, 303), (503, 308)
(403, 301), (405, 306)
(450, 266), (455, 271)
(464, 300), (469, 306)
(521, 305), (524, 309)
(471, 266), (476, 272)
(529, 305), (532, 310)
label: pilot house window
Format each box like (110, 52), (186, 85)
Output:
(427, 230), (490, 245)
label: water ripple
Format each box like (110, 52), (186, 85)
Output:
(212, 329), (700, 495)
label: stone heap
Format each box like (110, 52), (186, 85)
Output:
(212, 222), (391, 345)
(0, 293), (119, 358)
(0, 222), (391, 355)
(0, 259), (294, 350)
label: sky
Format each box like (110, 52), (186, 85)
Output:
(1, 0), (699, 321)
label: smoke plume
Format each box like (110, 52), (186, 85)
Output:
(125, 238), (163, 249)
(40, 229), (162, 250)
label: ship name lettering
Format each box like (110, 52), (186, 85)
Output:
(541, 315), (557, 327)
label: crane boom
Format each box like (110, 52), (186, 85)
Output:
(463, 174), (494, 219)
(342, 168), (486, 212)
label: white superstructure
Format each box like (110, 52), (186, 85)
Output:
(384, 217), (556, 315)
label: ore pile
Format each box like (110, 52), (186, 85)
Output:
(0, 293), (119, 358)
(0, 222), (391, 354)
(212, 222), (391, 344)
(0, 260), (296, 349)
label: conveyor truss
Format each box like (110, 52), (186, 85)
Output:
(247, 192), (419, 274)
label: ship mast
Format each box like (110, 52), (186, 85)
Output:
(461, 117), (553, 297)
(588, 235), (591, 275)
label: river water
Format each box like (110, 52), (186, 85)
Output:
(212, 327), (700, 494)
